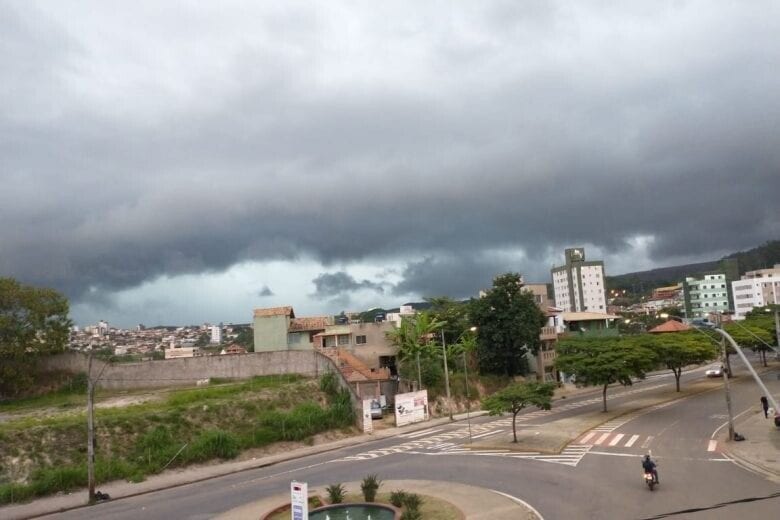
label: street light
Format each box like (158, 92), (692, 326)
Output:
(441, 329), (453, 421)
(463, 326), (477, 442)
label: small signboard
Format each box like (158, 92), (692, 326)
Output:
(362, 399), (374, 433)
(291, 481), (308, 520)
(394, 389), (429, 427)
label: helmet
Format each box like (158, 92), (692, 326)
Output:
(644, 454), (651, 460)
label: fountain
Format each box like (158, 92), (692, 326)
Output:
(308, 503), (398, 520)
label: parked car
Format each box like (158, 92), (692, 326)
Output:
(370, 400), (383, 419)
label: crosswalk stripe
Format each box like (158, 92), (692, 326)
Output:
(708, 440), (717, 452)
(609, 434), (625, 446)
(580, 432), (596, 443)
(625, 435), (640, 447)
(400, 428), (444, 439)
(471, 429), (504, 439)
(595, 433), (611, 445)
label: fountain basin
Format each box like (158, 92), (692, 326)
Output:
(308, 502), (399, 520)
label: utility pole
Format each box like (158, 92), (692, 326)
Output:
(463, 350), (472, 443)
(714, 313), (735, 441)
(86, 351), (96, 503)
(441, 330), (453, 421)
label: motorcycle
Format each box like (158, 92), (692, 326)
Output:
(643, 471), (656, 491)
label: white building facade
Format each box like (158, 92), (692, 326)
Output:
(731, 265), (780, 319)
(551, 248), (606, 312)
(210, 325), (222, 344)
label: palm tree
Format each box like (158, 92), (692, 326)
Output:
(385, 312), (445, 389)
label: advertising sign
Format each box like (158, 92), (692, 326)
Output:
(394, 389), (428, 427)
(362, 399), (373, 433)
(291, 481), (308, 520)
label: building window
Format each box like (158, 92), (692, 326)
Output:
(356, 335), (367, 345)
(337, 334), (350, 346)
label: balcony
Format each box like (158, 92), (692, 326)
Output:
(539, 326), (557, 341)
(540, 349), (557, 366)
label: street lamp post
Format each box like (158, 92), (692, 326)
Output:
(441, 330), (453, 421)
(463, 326), (477, 443)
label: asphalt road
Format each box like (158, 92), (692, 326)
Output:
(44, 362), (780, 520)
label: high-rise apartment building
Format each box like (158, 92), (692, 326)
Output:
(731, 264), (780, 319)
(210, 325), (222, 344)
(551, 248), (606, 312)
(683, 273), (731, 318)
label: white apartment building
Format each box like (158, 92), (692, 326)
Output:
(210, 325), (222, 344)
(551, 248), (606, 312)
(731, 264), (780, 319)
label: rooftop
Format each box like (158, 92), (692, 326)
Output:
(253, 306), (294, 318)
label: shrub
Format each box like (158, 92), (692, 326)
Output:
(325, 483), (346, 504)
(400, 509), (422, 520)
(389, 490), (408, 507)
(402, 493), (423, 512)
(184, 430), (240, 463)
(361, 474), (381, 502)
(319, 372), (339, 399)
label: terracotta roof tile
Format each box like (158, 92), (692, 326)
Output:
(648, 320), (691, 333)
(253, 306), (294, 318)
(289, 316), (331, 332)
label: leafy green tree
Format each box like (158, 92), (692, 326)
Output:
(723, 320), (775, 367)
(555, 337), (656, 412)
(425, 296), (470, 347)
(482, 382), (555, 442)
(632, 332), (717, 391)
(469, 273), (545, 377)
(0, 278), (71, 397)
(233, 327), (254, 352)
(385, 312), (445, 388)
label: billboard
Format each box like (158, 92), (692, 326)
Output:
(394, 390), (428, 427)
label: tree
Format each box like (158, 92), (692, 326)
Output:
(632, 332), (717, 391)
(555, 337), (656, 412)
(482, 382), (555, 442)
(385, 312), (444, 388)
(233, 327), (254, 352)
(723, 320), (775, 367)
(0, 278), (71, 397)
(469, 273), (545, 377)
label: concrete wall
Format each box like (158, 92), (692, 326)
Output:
(42, 350), (338, 390)
(253, 314), (289, 352)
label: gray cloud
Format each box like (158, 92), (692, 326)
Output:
(258, 285), (274, 297)
(311, 272), (385, 299)
(1, 1), (779, 315)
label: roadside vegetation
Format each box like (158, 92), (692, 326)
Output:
(0, 373), (354, 505)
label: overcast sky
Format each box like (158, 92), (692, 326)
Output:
(2, 1), (779, 328)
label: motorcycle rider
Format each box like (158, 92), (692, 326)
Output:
(642, 454), (659, 484)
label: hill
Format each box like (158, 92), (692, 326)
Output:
(607, 240), (780, 294)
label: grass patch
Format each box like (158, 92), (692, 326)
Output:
(0, 374), (356, 505)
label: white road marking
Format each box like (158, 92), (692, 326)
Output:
(609, 434), (625, 446)
(490, 490), (545, 520)
(625, 434), (640, 447)
(595, 433), (611, 445)
(580, 432), (597, 443)
(641, 436), (654, 449)
(708, 440), (717, 452)
(471, 429), (504, 439)
(400, 428), (444, 438)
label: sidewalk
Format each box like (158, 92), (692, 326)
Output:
(720, 367), (780, 483)
(217, 480), (540, 520)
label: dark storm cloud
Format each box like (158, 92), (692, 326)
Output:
(311, 272), (385, 299)
(2, 1), (780, 306)
(258, 286), (274, 297)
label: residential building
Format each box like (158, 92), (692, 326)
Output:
(210, 325), (222, 344)
(386, 305), (417, 324)
(253, 306), (332, 352)
(683, 273), (731, 319)
(551, 248), (607, 312)
(731, 264), (780, 319)
(560, 311), (620, 336)
(313, 321), (398, 376)
(523, 283), (552, 309)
